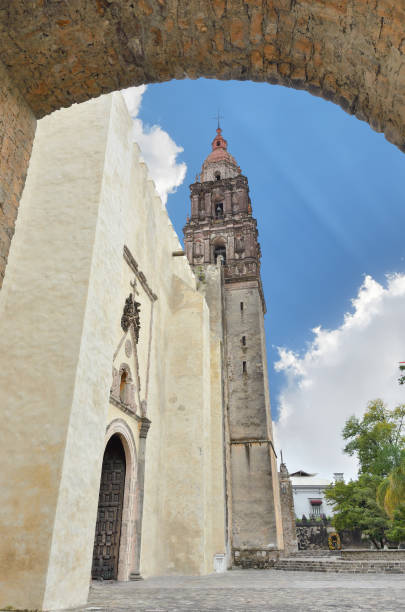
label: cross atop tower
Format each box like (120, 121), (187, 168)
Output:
(212, 110), (224, 130)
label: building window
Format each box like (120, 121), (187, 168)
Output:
(242, 336), (246, 346)
(217, 141), (221, 146)
(240, 301), (244, 312)
(310, 499), (323, 518)
(242, 361), (247, 374)
(215, 172), (221, 180)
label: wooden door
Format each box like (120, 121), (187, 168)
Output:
(92, 435), (126, 580)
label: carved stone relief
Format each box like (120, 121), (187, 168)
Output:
(112, 246), (158, 420)
(111, 366), (120, 400)
(121, 293), (141, 343)
(125, 339), (132, 358)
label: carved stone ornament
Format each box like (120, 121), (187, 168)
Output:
(111, 366), (120, 399)
(125, 339), (132, 357)
(121, 293), (141, 342)
(235, 235), (245, 254)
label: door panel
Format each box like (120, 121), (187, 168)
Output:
(92, 435), (126, 580)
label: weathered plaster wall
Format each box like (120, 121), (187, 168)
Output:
(0, 94), (116, 611)
(198, 263), (230, 564)
(0, 92), (226, 611)
(156, 276), (211, 574)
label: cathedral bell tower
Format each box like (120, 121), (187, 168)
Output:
(184, 127), (284, 567)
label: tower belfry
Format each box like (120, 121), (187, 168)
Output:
(184, 127), (284, 566)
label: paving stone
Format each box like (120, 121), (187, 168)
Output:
(64, 569), (405, 612)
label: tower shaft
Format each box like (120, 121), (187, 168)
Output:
(184, 128), (284, 566)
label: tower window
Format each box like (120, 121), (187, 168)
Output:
(214, 245), (226, 264)
(242, 336), (246, 346)
(217, 141), (221, 146)
(215, 172), (221, 180)
(242, 361), (247, 374)
(215, 202), (224, 218)
(240, 302), (244, 312)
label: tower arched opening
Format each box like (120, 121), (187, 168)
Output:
(215, 202), (224, 218)
(214, 244), (226, 264)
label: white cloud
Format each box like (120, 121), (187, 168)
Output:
(121, 86), (187, 205)
(274, 273), (405, 482)
(122, 85), (146, 117)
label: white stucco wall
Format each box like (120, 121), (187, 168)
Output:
(0, 92), (227, 611)
(292, 478), (335, 519)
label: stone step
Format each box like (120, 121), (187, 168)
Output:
(274, 557), (405, 574)
(290, 550), (340, 557)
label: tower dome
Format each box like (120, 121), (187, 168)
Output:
(200, 127), (241, 182)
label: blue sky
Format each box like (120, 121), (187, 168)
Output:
(128, 78), (405, 476)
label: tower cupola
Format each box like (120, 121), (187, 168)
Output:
(200, 127), (241, 182)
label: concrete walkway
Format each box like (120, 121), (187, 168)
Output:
(68, 569), (405, 611)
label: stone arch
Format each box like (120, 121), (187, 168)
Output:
(103, 418), (138, 581)
(3, 2), (404, 150)
(1, 2), (405, 288)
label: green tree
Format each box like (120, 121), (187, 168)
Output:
(398, 363), (405, 386)
(326, 401), (405, 547)
(386, 504), (405, 543)
(325, 473), (390, 549)
(377, 452), (405, 518)
(342, 400), (405, 477)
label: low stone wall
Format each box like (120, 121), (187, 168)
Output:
(233, 549), (279, 569)
(296, 522), (336, 550)
(275, 557), (405, 574)
(296, 521), (369, 550)
(341, 550), (405, 560)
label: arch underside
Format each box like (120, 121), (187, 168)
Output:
(0, 1), (404, 289)
(0, 0), (404, 149)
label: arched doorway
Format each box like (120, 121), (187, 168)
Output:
(92, 434), (126, 580)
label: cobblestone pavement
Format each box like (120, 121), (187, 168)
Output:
(66, 570), (405, 612)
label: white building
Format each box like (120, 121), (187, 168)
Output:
(290, 470), (343, 519)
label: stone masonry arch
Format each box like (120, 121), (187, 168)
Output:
(1, 0), (405, 286)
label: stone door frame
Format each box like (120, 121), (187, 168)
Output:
(104, 418), (138, 581)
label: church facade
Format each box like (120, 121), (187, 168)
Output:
(0, 93), (292, 612)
